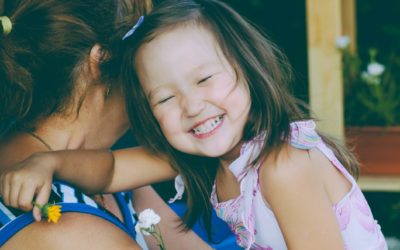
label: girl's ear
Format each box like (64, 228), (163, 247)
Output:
(88, 44), (105, 80)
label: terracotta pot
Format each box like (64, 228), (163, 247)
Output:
(346, 126), (400, 175)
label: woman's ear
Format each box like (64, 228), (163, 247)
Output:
(88, 44), (105, 80)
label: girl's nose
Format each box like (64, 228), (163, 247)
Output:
(181, 95), (205, 117)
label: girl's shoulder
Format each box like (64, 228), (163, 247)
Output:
(259, 139), (353, 210)
(259, 142), (321, 191)
(257, 119), (344, 191)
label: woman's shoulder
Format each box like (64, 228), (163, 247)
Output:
(1, 212), (141, 250)
(0, 187), (138, 249)
(0, 161), (137, 247)
(0, 133), (35, 171)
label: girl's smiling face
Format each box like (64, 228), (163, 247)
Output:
(135, 26), (251, 160)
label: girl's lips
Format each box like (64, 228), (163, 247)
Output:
(189, 115), (222, 130)
(190, 115), (224, 139)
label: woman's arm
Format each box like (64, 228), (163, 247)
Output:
(0, 147), (177, 218)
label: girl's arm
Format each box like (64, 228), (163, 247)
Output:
(107, 147), (177, 192)
(52, 147), (176, 193)
(259, 145), (345, 250)
(0, 147), (177, 218)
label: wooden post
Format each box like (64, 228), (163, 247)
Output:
(341, 0), (357, 53)
(306, 0), (344, 139)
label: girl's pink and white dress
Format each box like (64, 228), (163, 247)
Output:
(207, 120), (387, 250)
(211, 121), (387, 250)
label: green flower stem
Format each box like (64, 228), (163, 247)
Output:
(155, 225), (166, 250)
(32, 201), (47, 218)
(32, 201), (43, 209)
(149, 225), (166, 250)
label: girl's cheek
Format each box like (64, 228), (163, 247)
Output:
(217, 83), (240, 105)
(152, 109), (164, 125)
(207, 76), (237, 102)
(153, 107), (178, 131)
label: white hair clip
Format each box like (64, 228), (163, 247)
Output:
(122, 15), (144, 40)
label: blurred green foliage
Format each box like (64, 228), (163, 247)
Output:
(342, 0), (400, 126)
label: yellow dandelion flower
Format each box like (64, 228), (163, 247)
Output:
(33, 202), (62, 224)
(43, 204), (62, 223)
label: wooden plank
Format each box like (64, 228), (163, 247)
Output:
(341, 0), (357, 53)
(358, 176), (400, 192)
(306, 0), (344, 139)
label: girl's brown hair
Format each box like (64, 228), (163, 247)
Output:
(0, 0), (152, 134)
(120, 0), (359, 238)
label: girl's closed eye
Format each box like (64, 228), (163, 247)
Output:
(197, 75), (212, 85)
(156, 95), (175, 105)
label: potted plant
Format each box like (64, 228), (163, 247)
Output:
(337, 36), (400, 175)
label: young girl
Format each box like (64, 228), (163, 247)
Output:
(0, 0), (387, 249)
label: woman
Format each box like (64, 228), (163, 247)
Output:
(0, 0), (210, 249)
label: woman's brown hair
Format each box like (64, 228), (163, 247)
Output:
(120, 0), (359, 239)
(0, 0), (152, 134)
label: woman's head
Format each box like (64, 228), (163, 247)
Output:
(0, 0), (151, 136)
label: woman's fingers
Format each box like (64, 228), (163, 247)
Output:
(33, 180), (52, 221)
(32, 206), (42, 222)
(0, 173), (4, 197)
(1, 153), (56, 216)
(18, 181), (36, 211)
(1, 173), (10, 205)
(8, 174), (23, 208)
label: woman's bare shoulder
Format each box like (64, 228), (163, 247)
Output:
(0, 134), (37, 172)
(2, 212), (141, 250)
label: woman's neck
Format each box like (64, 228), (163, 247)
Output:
(0, 118), (90, 169)
(32, 116), (89, 150)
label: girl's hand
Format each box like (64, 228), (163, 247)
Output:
(0, 152), (57, 221)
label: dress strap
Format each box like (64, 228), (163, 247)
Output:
(289, 120), (321, 149)
(290, 120), (355, 182)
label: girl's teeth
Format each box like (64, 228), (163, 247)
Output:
(192, 116), (222, 135)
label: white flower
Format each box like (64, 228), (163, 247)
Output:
(361, 71), (381, 85)
(336, 35), (350, 49)
(367, 62), (385, 76)
(135, 209), (166, 249)
(139, 208), (161, 227)
(135, 208), (161, 234)
(135, 222), (151, 235)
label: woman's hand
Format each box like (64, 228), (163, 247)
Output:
(0, 152), (57, 221)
